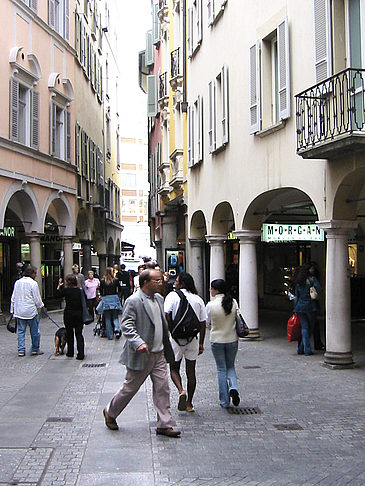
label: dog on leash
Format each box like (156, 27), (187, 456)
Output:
(54, 327), (67, 356)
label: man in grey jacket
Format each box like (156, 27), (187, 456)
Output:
(103, 269), (180, 438)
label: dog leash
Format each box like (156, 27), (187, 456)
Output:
(43, 311), (61, 329)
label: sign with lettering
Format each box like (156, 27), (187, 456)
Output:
(0, 226), (15, 238)
(40, 235), (62, 244)
(261, 224), (324, 242)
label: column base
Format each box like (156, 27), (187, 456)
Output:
(322, 351), (355, 369)
(240, 328), (263, 341)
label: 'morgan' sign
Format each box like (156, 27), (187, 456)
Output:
(262, 224), (324, 242)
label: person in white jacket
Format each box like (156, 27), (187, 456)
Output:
(10, 265), (45, 357)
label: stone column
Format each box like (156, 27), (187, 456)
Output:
(317, 220), (357, 368)
(63, 237), (73, 277)
(155, 241), (163, 269)
(161, 213), (177, 269)
(28, 233), (42, 290)
(81, 240), (92, 274)
(189, 238), (205, 298)
(234, 230), (261, 340)
(98, 254), (107, 278)
(206, 235), (226, 282)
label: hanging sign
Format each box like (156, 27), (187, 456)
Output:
(262, 223), (324, 242)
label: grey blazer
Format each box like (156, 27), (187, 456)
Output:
(120, 289), (175, 371)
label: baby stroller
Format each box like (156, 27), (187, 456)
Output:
(93, 313), (107, 337)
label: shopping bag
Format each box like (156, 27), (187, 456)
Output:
(287, 313), (301, 342)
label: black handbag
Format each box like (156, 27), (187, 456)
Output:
(80, 289), (93, 325)
(7, 315), (17, 333)
(235, 310), (249, 338)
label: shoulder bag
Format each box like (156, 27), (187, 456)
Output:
(235, 308), (249, 338)
(80, 289), (93, 325)
(6, 315), (17, 333)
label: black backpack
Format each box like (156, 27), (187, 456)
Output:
(169, 289), (201, 345)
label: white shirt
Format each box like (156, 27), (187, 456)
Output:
(10, 276), (44, 319)
(164, 289), (207, 322)
(206, 294), (238, 343)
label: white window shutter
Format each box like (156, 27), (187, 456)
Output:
(146, 30), (154, 66)
(222, 65), (229, 144)
(208, 80), (216, 152)
(207, 0), (214, 26)
(10, 78), (19, 141)
(31, 0), (38, 12)
(198, 95), (203, 162)
(64, 0), (70, 40)
(187, 7), (193, 57)
(66, 110), (71, 162)
(75, 123), (80, 171)
(197, 0), (203, 44)
(152, 2), (160, 44)
(147, 75), (157, 117)
(188, 105), (192, 167)
(75, 14), (80, 60)
(31, 90), (40, 150)
(48, 0), (56, 29)
(313, 0), (332, 83)
(50, 102), (56, 155)
(277, 17), (290, 120)
(191, 103), (195, 165)
(249, 40), (261, 134)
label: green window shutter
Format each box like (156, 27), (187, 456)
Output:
(31, 89), (40, 150)
(50, 101), (56, 155)
(146, 30), (154, 66)
(64, 0), (70, 40)
(66, 110), (71, 162)
(48, 0), (56, 29)
(10, 78), (19, 141)
(147, 75), (157, 117)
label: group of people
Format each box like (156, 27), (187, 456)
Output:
(103, 268), (243, 438)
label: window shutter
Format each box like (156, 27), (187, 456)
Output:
(208, 80), (216, 152)
(146, 30), (154, 66)
(313, 0), (332, 83)
(198, 95), (203, 162)
(197, 0), (203, 45)
(31, 89), (40, 150)
(249, 40), (261, 134)
(188, 105), (192, 167)
(152, 2), (160, 44)
(75, 14), (80, 60)
(191, 103), (195, 165)
(30, 0), (37, 12)
(222, 65), (229, 144)
(187, 7), (193, 57)
(147, 75), (157, 117)
(207, 0), (214, 26)
(50, 102), (56, 155)
(10, 78), (19, 142)
(64, 0), (70, 40)
(75, 123), (80, 171)
(277, 17), (290, 120)
(66, 110), (71, 162)
(48, 0), (56, 29)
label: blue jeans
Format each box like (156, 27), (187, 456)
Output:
(297, 311), (316, 355)
(17, 315), (40, 354)
(211, 341), (239, 408)
(104, 309), (120, 339)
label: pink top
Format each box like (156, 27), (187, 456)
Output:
(84, 278), (100, 299)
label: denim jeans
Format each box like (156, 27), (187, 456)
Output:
(104, 309), (120, 339)
(17, 315), (40, 354)
(297, 311), (316, 355)
(210, 341), (239, 408)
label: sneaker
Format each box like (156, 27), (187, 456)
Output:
(229, 389), (240, 407)
(31, 349), (44, 356)
(18, 351), (25, 357)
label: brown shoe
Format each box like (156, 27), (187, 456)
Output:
(156, 427), (181, 438)
(103, 408), (118, 431)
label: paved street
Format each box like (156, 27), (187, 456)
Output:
(1, 310), (365, 486)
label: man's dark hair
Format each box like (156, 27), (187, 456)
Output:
(120, 264), (126, 270)
(23, 265), (37, 277)
(177, 272), (198, 294)
(145, 261), (156, 269)
(139, 269), (152, 288)
(65, 274), (78, 287)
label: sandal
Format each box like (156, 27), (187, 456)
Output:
(177, 392), (187, 411)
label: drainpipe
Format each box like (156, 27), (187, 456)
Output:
(181, 0), (188, 113)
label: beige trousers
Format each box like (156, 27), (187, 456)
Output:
(107, 351), (174, 429)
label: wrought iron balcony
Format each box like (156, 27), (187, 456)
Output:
(171, 48), (181, 79)
(296, 68), (365, 159)
(159, 72), (168, 100)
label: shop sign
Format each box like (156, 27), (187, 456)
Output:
(73, 243), (82, 250)
(0, 226), (15, 238)
(40, 235), (62, 244)
(262, 223), (324, 242)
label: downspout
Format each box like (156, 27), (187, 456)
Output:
(181, 0), (188, 113)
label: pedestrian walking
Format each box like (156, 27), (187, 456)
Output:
(103, 269), (180, 437)
(56, 274), (85, 360)
(10, 265), (45, 357)
(98, 267), (122, 339)
(293, 264), (322, 356)
(206, 279), (240, 409)
(119, 264), (131, 305)
(84, 270), (100, 321)
(133, 264), (146, 293)
(308, 261), (325, 350)
(164, 272), (206, 413)
(72, 264), (85, 291)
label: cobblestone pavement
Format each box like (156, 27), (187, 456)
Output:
(0, 310), (365, 485)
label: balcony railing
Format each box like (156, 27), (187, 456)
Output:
(296, 68), (365, 158)
(171, 48), (180, 79)
(159, 72), (168, 100)
(159, 0), (167, 9)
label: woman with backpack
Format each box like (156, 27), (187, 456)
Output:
(206, 279), (240, 409)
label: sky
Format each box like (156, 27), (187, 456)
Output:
(115, 1), (151, 140)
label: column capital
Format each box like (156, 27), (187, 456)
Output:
(62, 235), (74, 242)
(233, 230), (261, 242)
(205, 234), (226, 245)
(316, 220), (357, 236)
(26, 232), (42, 240)
(189, 238), (205, 247)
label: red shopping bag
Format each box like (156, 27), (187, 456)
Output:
(287, 313), (301, 342)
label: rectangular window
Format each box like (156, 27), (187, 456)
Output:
(207, 0), (227, 26)
(208, 66), (228, 152)
(123, 173), (137, 187)
(20, 0), (38, 12)
(188, 95), (203, 167)
(9, 79), (39, 150)
(48, 0), (70, 41)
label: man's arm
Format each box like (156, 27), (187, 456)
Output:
(31, 281), (45, 313)
(121, 299), (147, 352)
(199, 320), (206, 354)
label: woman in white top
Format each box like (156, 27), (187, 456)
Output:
(206, 279), (240, 408)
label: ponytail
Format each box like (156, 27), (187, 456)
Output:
(210, 279), (233, 315)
